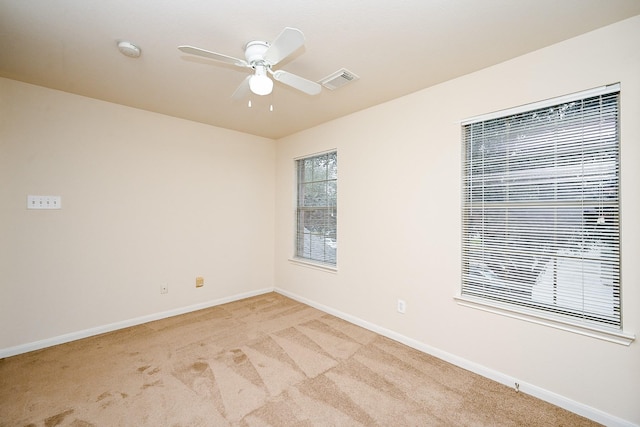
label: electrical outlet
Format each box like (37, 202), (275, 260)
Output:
(160, 284), (168, 294)
(397, 299), (406, 314)
(195, 276), (204, 288)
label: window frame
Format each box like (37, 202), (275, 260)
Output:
(457, 84), (634, 345)
(292, 150), (337, 269)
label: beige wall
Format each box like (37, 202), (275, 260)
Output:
(275, 16), (640, 424)
(0, 78), (276, 349)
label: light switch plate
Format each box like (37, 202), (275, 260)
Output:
(27, 195), (62, 210)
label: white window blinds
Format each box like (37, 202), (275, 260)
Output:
(461, 85), (621, 329)
(296, 151), (337, 266)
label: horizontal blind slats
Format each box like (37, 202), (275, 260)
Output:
(461, 90), (620, 328)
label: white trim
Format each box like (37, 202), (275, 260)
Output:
(274, 287), (637, 427)
(293, 147), (338, 161)
(0, 288), (273, 358)
(288, 257), (338, 273)
(460, 83), (620, 125)
(455, 295), (635, 346)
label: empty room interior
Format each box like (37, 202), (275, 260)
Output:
(1, 1), (640, 426)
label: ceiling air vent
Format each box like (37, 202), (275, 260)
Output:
(320, 68), (359, 90)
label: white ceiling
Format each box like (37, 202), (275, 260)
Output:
(1, 1), (639, 139)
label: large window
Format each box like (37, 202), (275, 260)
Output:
(296, 151), (337, 266)
(461, 85), (621, 330)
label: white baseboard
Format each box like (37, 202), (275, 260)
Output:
(274, 287), (637, 427)
(0, 287), (273, 359)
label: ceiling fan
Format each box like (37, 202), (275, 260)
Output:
(178, 27), (321, 98)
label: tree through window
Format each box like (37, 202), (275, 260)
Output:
(296, 151), (337, 266)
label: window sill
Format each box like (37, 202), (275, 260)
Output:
(455, 294), (635, 346)
(288, 258), (337, 273)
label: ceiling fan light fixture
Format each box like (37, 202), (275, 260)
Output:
(249, 66), (273, 96)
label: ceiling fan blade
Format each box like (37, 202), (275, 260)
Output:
(231, 76), (251, 100)
(272, 70), (321, 95)
(178, 45), (248, 67)
(263, 27), (305, 66)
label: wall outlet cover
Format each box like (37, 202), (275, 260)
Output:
(397, 299), (406, 314)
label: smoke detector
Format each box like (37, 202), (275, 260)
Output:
(117, 41), (141, 58)
(320, 68), (359, 90)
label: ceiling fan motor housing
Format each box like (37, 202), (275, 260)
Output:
(244, 41), (270, 66)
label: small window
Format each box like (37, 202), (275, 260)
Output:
(295, 151), (337, 266)
(461, 85), (621, 330)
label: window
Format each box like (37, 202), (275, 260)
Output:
(461, 85), (621, 331)
(295, 151), (337, 266)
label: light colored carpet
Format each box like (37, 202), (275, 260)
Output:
(0, 292), (599, 426)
